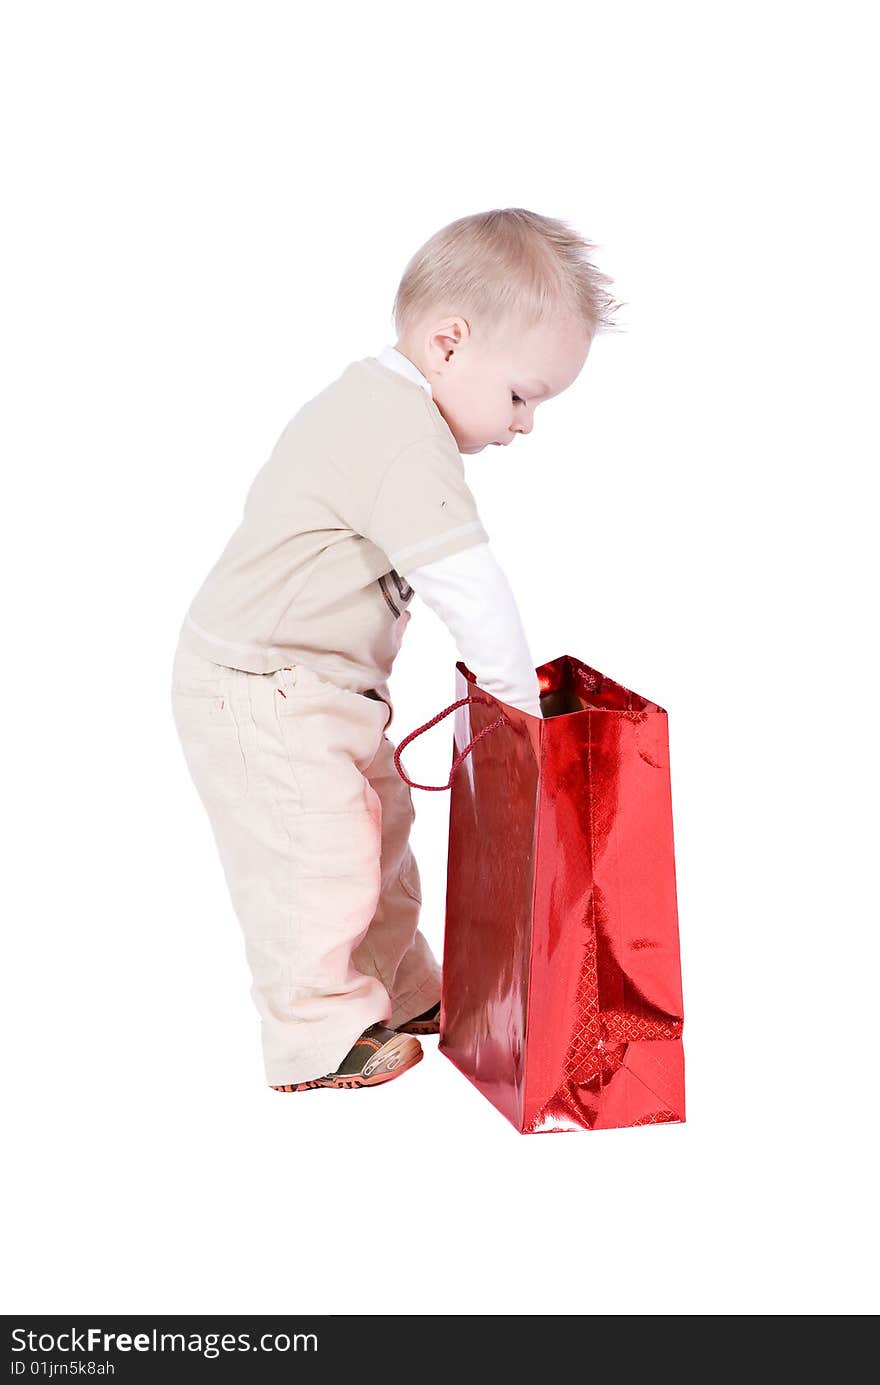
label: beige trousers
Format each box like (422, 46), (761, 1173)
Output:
(170, 641), (442, 1086)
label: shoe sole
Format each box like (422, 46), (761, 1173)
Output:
(272, 1035), (423, 1092)
(396, 1019), (440, 1035)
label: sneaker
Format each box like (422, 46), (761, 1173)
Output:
(270, 1022), (423, 1092)
(395, 1001), (441, 1035)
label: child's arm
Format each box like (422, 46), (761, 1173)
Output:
(406, 543), (543, 718)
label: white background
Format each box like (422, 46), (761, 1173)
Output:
(2, 1), (877, 1317)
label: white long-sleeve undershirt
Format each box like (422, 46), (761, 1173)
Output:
(405, 542), (543, 718)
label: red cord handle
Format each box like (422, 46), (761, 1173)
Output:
(394, 695), (508, 791)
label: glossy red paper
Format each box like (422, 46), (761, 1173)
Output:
(438, 654), (685, 1134)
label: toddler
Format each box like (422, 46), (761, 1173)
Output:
(170, 207), (618, 1092)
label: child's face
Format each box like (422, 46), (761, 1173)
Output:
(416, 312), (592, 455)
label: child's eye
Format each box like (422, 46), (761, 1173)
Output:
(512, 393), (525, 406)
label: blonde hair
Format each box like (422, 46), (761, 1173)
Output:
(392, 207), (623, 344)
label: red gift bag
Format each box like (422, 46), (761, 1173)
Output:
(395, 654), (685, 1135)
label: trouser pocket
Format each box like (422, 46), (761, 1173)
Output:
(361, 687), (393, 730)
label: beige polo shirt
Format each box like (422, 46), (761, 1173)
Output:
(176, 353), (490, 691)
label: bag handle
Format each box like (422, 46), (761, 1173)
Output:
(394, 695), (509, 791)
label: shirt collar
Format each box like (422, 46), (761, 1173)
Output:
(374, 344), (433, 399)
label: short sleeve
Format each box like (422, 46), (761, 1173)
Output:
(362, 434), (490, 577)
